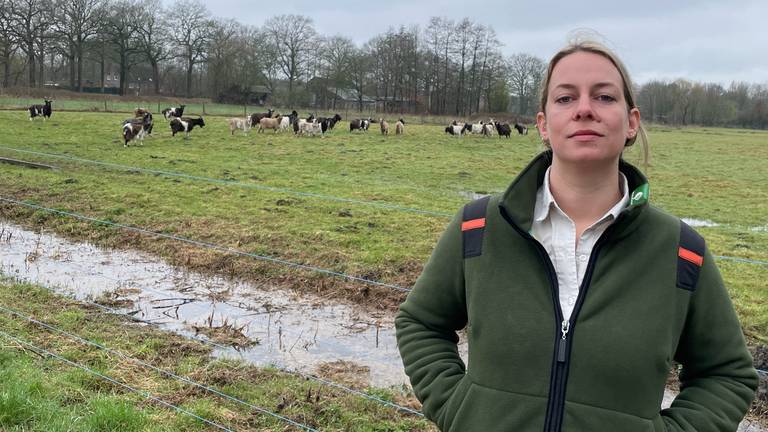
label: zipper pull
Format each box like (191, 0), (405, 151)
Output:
(557, 320), (570, 363)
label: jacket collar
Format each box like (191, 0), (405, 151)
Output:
(498, 151), (650, 234)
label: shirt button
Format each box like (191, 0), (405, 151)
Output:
(568, 296), (576, 305)
(579, 254), (587, 261)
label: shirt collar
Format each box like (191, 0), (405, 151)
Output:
(534, 167), (630, 223)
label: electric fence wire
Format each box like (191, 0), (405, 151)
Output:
(0, 145), (452, 217)
(0, 260), (425, 416)
(0, 197), (414, 292)
(0, 329), (239, 432)
(0, 304), (326, 431)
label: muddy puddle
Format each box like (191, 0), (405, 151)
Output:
(0, 221), (467, 388)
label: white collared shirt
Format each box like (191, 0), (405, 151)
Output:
(531, 168), (630, 321)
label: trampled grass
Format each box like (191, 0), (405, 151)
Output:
(0, 109), (766, 341)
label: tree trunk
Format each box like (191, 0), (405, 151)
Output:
(76, 44), (84, 92)
(186, 60), (193, 97)
(27, 42), (36, 87)
(69, 52), (76, 89)
(151, 60), (160, 94)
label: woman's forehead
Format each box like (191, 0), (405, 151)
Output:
(549, 51), (624, 89)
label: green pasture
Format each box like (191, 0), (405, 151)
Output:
(0, 109), (766, 342)
(0, 280), (433, 431)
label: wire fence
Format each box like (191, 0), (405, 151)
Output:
(0, 197), (414, 292)
(0, 304), (325, 430)
(0, 262), (425, 417)
(0, 329), (241, 432)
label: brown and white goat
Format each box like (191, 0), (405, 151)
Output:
(122, 112), (153, 147)
(395, 118), (405, 135)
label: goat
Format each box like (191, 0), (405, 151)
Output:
(299, 120), (322, 136)
(514, 123), (528, 135)
(349, 118), (371, 132)
(29, 99), (52, 121)
(134, 107), (149, 118)
(228, 117), (250, 135)
(495, 122), (512, 138)
(122, 112), (153, 147)
(395, 119), (405, 135)
(470, 121), (485, 134)
(445, 124), (465, 136)
(249, 109), (274, 127)
(380, 119), (389, 135)
(258, 115), (282, 133)
(161, 104), (185, 120)
(170, 116), (205, 139)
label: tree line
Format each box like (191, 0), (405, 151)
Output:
(1, 0), (766, 127)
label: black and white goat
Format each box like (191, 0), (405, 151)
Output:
(162, 104), (185, 120)
(29, 99), (52, 121)
(514, 123), (528, 135)
(122, 112), (153, 147)
(349, 118), (371, 132)
(170, 116), (205, 139)
(317, 113), (342, 132)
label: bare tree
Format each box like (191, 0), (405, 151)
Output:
(508, 53), (545, 116)
(52, 0), (105, 91)
(206, 18), (240, 98)
(8, 0), (53, 87)
(169, 0), (212, 97)
(135, 0), (170, 94)
(348, 47), (371, 112)
(104, 0), (141, 95)
(264, 14), (317, 105)
(0, 0), (19, 87)
(323, 35), (354, 109)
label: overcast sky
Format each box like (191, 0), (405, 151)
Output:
(202, 0), (768, 86)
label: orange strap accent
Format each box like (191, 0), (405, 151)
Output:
(679, 247), (703, 266)
(461, 218), (486, 231)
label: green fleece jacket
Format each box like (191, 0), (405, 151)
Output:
(395, 152), (757, 432)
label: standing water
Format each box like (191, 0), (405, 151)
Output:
(0, 221), (467, 388)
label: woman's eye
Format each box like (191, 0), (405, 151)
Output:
(555, 96), (573, 104)
(597, 95), (616, 102)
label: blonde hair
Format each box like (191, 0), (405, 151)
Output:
(539, 37), (650, 165)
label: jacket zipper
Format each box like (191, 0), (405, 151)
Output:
(500, 205), (622, 432)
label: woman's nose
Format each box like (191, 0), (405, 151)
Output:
(573, 97), (595, 120)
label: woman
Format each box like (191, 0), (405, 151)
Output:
(395, 39), (757, 432)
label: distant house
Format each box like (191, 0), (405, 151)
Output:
(309, 78), (376, 111)
(216, 84), (272, 105)
(375, 95), (419, 113)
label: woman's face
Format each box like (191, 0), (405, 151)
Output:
(537, 51), (640, 167)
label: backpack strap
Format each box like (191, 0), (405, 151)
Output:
(677, 221), (705, 291)
(462, 196), (491, 258)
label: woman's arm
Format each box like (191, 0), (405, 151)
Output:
(395, 212), (469, 427)
(663, 249), (759, 431)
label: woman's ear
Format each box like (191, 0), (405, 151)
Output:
(627, 107), (641, 139)
(537, 112), (548, 141)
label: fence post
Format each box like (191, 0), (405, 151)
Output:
(202, 103), (206, 115)
(104, 100), (107, 112)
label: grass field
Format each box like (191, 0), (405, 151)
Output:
(0, 279), (433, 431)
(0, 107), (766, 428)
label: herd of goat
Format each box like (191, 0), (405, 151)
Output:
(26, 100), (530, 147)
